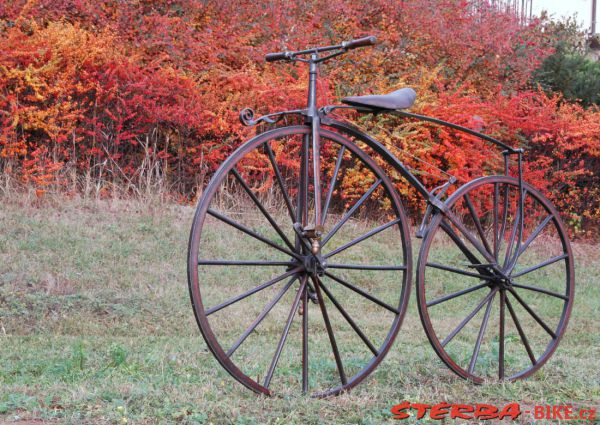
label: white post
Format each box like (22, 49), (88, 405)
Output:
(592, 0), (597, 34)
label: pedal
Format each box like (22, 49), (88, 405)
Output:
(293, 223), (324, 254)
(293, 223), (324, 239)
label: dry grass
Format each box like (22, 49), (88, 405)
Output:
(0, 196), (598, 424)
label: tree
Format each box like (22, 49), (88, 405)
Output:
(533, 16), (600, 107)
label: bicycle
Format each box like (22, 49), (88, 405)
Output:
(187, 36), (574, 397)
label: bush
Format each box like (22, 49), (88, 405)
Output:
(533, 18), (600, 107)
(0, 0), (598, 233)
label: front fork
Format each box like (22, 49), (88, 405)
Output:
(294, 54), (324, 306)
(297, 54), (324, 249)
(296, 120), (323, 305)
(296, 122), (324, 254)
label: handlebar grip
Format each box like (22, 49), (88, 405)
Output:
(265, 51), (290, 62)
(343, 36), (377, 50)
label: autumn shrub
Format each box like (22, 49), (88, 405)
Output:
(0, 0), (598, 233)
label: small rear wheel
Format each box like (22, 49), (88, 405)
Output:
(417, 176), (574, 382)
(188, 125), (412, 396)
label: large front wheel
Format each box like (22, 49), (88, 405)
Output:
(188, 125), (412, 396)
(417, 176), (574, 383)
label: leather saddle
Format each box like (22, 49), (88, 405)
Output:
(341, 87), (416, 110)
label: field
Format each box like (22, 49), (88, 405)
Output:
(0, 197), (598, 424)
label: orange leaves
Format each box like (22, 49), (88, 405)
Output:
(0, 0), (597, 232)
(22, 145), (63, 187)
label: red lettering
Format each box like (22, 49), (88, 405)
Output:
(390, 401), (411, 420)
(581, 408), (597, 420)
(533, 406), (546, 419)
(498, 403), (521, 420)
(533, 406), (545, 419)
(430, 403), (450, 420)
(412, 404), (431, 419)
(552, 405), (563, 419)
(451, 404), (474, 420)
(564, 405), (573, 420)
(475, 404), (499, 420)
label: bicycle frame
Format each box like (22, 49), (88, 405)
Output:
(188, 38), (574, 395)
(239, 54), (527, 251)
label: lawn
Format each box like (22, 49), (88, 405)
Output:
(0, 197), (598, 424)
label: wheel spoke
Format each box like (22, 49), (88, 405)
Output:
(464, 193), (493, 255)
(499, 183), (510, 253)
(503, 207), (521, 269)
(521, 215), (554, 255)
(322, 145), (346, 226)
(507, 288), (557, 339)
(226, 276), (298, 357)
(205, 267), (302, 316)
(508, 214), (554, 273)
(324, 218), (402, 259)
(505, 296), (537, 365)
(427, 282), (490, 307)
(264, 142), (296, 222)
(321, 179), (382, 247)
(512, 282), (568, 301)
(312, 276), (347, 386)
(199, 260), (296, 267)
(426, 262), (493, 279)
(318, 278), (379, 356)
(232, 169), (296, 252)
(264, 278), (307, 389)
(444, 210), (497, 265)
(493, 183), (500, 260)
(517, 187), (525, 260)
(510, 254), (568, 279)
(327, 263), (406, 271)
(499, 290), (505, 379)
(441, 288), (497, 347)
(301, 278), (309, 394)
(325, 271), (400, 314)
(440, 221), (486, 267)
(468, 291), (496, 374)
(208, 209), (302, 261)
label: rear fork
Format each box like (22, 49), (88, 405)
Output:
(416, 176), (457, 239)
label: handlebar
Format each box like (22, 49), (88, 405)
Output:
(341, 36), (377, 50)
(265, 51), (292, 62)
(265, 36), (377, 63)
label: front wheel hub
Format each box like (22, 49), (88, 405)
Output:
(303, 254), (327, 276)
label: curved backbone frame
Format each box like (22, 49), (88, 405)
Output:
(320, 110), (519, 210)
(240, 105), (522, 208)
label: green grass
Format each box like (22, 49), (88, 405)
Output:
(0, 198), (598, 424)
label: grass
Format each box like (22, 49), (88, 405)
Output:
(0, 197), (598, 424)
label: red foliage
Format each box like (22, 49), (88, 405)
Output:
(0, 0), (598, 233)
